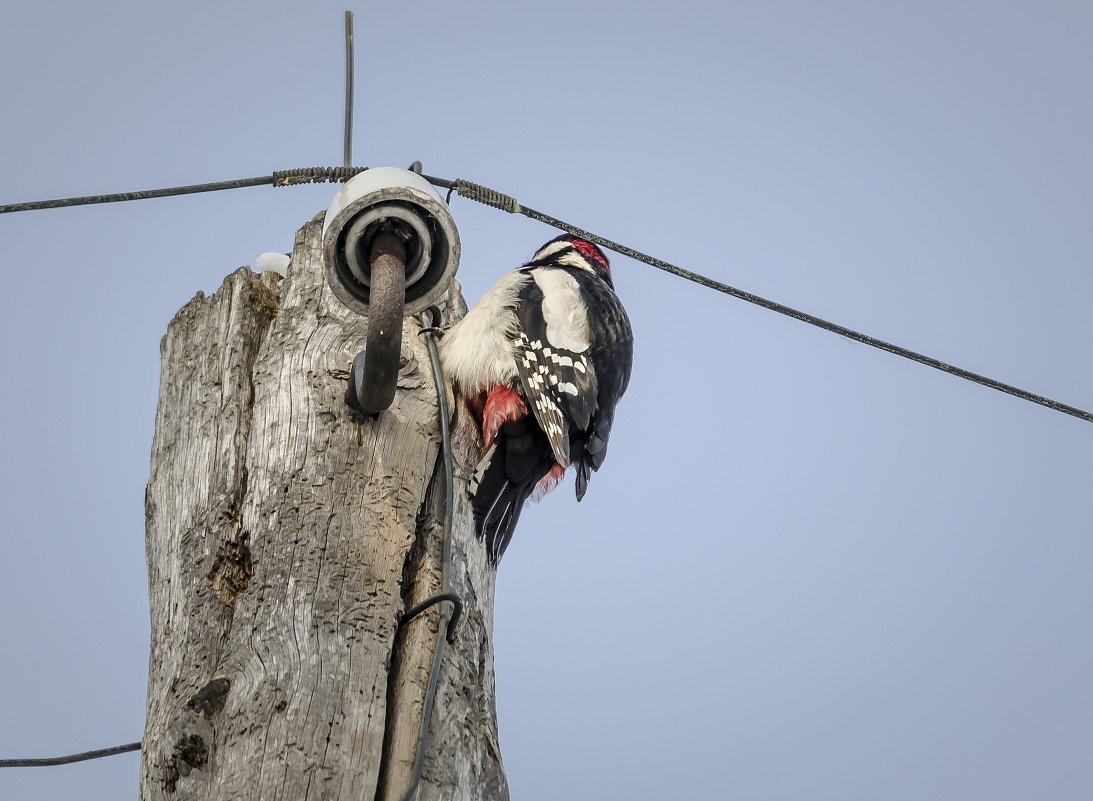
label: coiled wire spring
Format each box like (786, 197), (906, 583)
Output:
(272, 166), (368, 187)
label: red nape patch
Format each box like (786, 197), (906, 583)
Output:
(568, 238), (610, 271)
(481, 386), (527, 449)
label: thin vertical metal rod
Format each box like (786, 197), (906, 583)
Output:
(343, 10), (355, 168)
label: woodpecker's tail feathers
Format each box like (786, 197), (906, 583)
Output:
(471, 446), (531, 564)
(575, 459), (592, 502)
(470, 414), (561, 564)
(480, 484), (527, 565)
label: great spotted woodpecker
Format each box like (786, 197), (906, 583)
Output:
(440, 235), (634, 563)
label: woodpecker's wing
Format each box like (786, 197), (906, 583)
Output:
(568, 272), (634, 500)
(511, 269), (600, 468)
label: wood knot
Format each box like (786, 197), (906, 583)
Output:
(165, 733), (209, 793)
(188, 677), (231, 717)
(208, 532), (253, 605)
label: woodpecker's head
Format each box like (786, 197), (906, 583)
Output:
(529, 235), (613, 287)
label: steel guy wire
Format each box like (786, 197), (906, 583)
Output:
(0, 168), (365, 214)
(440, 177), (1093, 426)
(1, 166), (1089, 425)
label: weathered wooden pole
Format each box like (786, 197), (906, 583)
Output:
(140, 211), (508, 800)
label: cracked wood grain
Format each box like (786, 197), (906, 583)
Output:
(141, 212), (508, 801)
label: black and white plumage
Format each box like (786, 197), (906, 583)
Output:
(441, 235), (633, 564)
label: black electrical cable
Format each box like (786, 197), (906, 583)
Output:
(396, 308), (459, 801)
(0, 742), (141, 768)
(402, 592), (463, 644)
(444, 178), (1093, 426)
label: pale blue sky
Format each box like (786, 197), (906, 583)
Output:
(2, 2), (1091, 800)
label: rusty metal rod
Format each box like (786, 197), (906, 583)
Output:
(356, 230), (406, 414)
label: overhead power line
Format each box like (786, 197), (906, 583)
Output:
(0, 741), (141, 768)
(0, 168), (365, 214)
(439, 178), (1093, 426)
(1, 167), (1090, 425)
